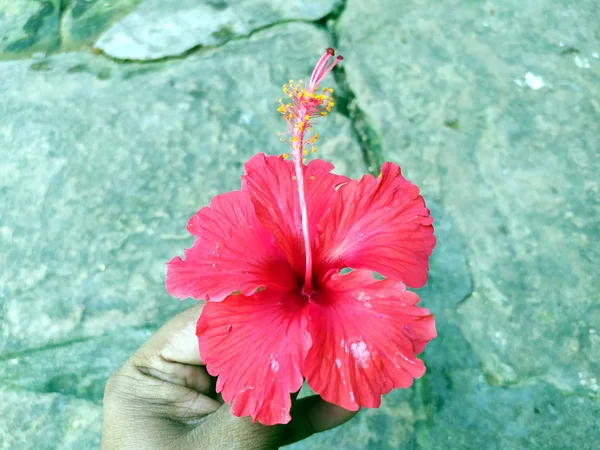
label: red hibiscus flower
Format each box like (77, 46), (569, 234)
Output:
(166, 48), (437, 426)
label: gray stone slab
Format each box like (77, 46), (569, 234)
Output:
(337, 0), (600, 446)
(0, 389), (101, 450)
(338, 0), (599, 392)
(95, 0), (343, 60)
(0, 328), (152, 401)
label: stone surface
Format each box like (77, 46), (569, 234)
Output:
(96, 0), (343, 60)
(335, 0), (600, 446)
(0, 389), (102, 450)
(0, 328), (153, 401)
(1, 0), (599, 448)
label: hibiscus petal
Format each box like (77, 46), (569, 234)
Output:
(304, 270), (436, 411)
(314, 162), (435, 288)
(166, 190), (297, 302)
(197, 289), (311, 425)
(242, 153), (349, 275)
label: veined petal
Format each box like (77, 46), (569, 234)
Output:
(304, 270), (436, 411)
(166, 190), (296, 302)
(242, 153), (348, 275)
(197, 289), (311, 425)
(315, 162), (435, 288)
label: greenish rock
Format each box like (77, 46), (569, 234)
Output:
(0, 0), (61, 57)
(0, 0), (141, 58)
(337, 0), (600, 445)
(0, 328), (152, 401)
(2, 0), (597, 447)
(60, 0), (143, 49)
(95, 0), (343, 60)
(338, 0), (599, 392)
(0, 389), (101, 449)
(0, 22), (362, 359)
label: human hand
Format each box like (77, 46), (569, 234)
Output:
(101, 303), (357, 449)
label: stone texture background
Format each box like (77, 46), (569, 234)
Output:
(0, 0), (598, 448)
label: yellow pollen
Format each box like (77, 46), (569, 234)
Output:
(303, 150), (308, 155)
(280, 138), (285, 142)
(312, 147), (316, 153)
(320, 111), (327, 116)
(291, 136), (298, 142)
(305, 114), (310, 120)
(302, 158), (307, 163)
(282, 153), (289, 159)
(292, 176), (297, 180)
(328, 88), (334, 93)
(310, 176), (315, 180)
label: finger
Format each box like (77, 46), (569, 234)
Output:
(136, 359), (215, 394)
(106, 364), (221, 423)
(184, 403), (282, 450)
(141, 301), (206, 366)
(281, 395), (358, 445)
(128, 302), (216, 394)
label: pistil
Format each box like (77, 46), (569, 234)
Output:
(278, 48), (343, 295)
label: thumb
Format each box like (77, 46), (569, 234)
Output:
(185, 403), (283, 450)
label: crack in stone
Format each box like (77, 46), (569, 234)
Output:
(320, 0), (386, 176)
(57, 0), (69, 48)
(95, 18), (316, 64)
(0, 323), (157, 362)
(455, 278), (476, 307)
(93, 0), (386, 178)
(330, 67), (386, 175)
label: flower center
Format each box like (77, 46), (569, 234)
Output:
(298, 273), (320, 299)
